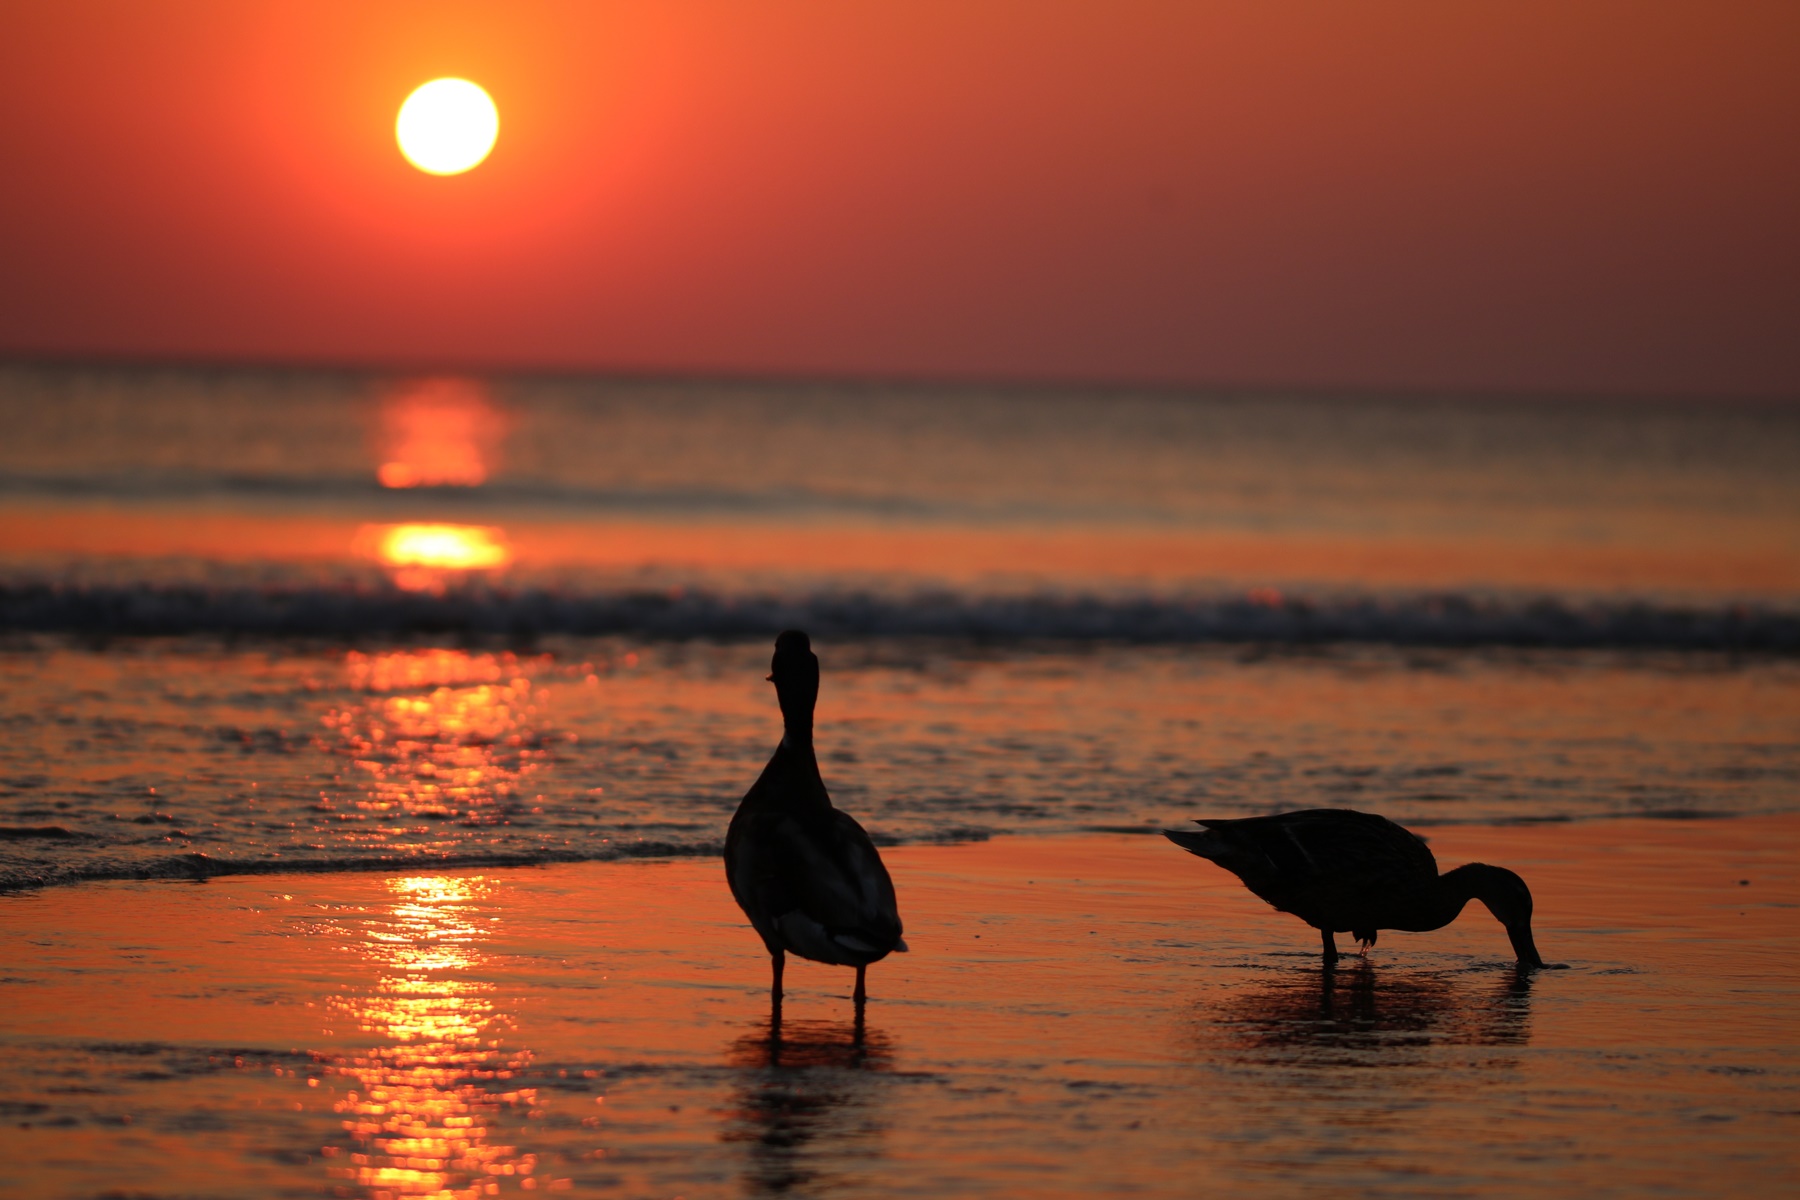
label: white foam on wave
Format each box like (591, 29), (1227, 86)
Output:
(0, 580), (1794, 651)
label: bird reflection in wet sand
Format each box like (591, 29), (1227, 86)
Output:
(723, 1013), (895, 1196)
(1206, 961), (1535, 1065)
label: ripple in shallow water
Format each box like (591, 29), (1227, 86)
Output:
(1, 636), (1796, 890)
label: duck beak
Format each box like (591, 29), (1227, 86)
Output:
(1507, 921), (1544, 969)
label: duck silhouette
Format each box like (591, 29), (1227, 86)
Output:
(1164, 808), (1547, 968)
(726, 630), (907, 1007)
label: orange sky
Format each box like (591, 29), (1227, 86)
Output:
(1, 1), (1796, 395)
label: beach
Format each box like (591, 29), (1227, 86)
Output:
(3, 817), (1795, 1198)
(1, 367), (1797, 1197)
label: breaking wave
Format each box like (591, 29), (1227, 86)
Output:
(1, 581), (1794, 651)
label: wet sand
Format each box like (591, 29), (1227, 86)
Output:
(1, 817), (1795, 1198)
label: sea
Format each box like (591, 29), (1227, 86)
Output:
(2, 362), (1797, 891)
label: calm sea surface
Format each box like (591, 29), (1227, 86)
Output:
(1, 364), (1797, 887)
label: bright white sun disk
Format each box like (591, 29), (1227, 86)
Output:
(396, 78), (498, 176)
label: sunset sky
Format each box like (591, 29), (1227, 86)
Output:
(2, 1), (1796, 396)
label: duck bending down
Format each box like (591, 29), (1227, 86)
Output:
(726, 630), (907, 1007)
(1163, 808), (1547, 968)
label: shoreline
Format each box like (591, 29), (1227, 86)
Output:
(2, 807), (1794, 896)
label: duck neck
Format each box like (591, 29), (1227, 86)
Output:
(767, 701), (828, 814)
(1428, 864), (1484, 930)
(781, 665), (824, 752)
(778, 693), (815, 751)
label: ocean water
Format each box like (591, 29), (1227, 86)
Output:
(4, 366), (1800, 1200)
(1, 364), (1797, 889)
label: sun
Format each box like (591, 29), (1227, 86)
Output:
(396, 79), (499, 176)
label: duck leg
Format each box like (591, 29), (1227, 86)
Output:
(1321, 929), (1339, 966)
(853, 963), (868, 1005)
(771, 948), (786, 1002)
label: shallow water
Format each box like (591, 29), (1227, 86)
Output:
(0, 821), (1794, 1198)
(3, 637), (1796, 889)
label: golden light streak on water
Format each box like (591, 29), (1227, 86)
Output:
(321, 651), (547, 851)
(325, 875), (538, 1200)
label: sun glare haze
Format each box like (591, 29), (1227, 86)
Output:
(395, 78), (498, 175)
(2, 5), (1799, 1197)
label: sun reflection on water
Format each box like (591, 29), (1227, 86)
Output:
(377, 378), (505, 489)
(355, 523), (513, 593)
(376, 525), (512, 571)
(325, 875), (540, 1199)
(320, 651), (551, 854)
(362, 377), (513, 591)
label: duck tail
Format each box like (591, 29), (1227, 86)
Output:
(1162, 826), (1223, 860)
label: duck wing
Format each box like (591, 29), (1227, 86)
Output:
(1174, 808), (1437, 927)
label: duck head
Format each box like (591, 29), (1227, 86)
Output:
(769, 629), (819, 743)
(1461, 863), (1544, 968)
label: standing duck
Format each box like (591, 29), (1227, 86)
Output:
(726, 630), (906, 1007)
(1163, 808), (1546, 967)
